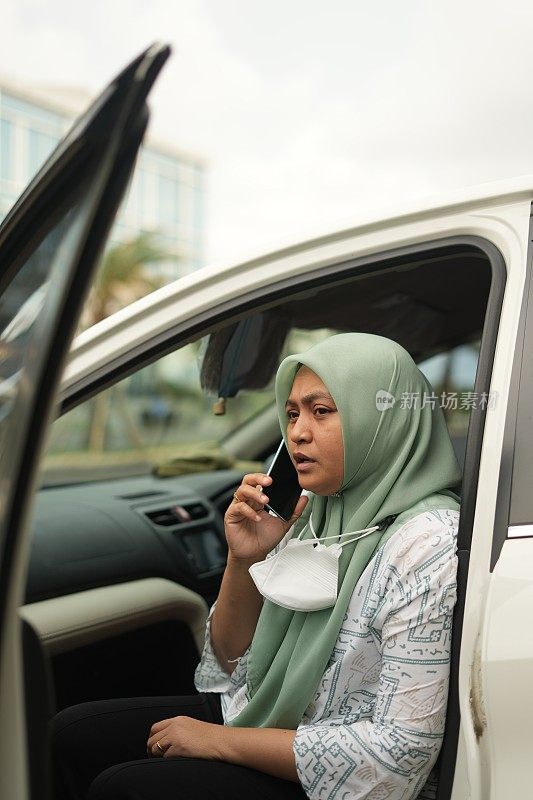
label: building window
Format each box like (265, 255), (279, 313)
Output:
(193, 184), (203, 234)
(27, 129), (59, 180)
(158, 174), (179, 225)
(1, 118), (13, 181)
(2, 93), (63, 128)
(0, 89), (204, 278)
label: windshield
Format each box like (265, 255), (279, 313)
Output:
(42, 340), (269, 486)
(41, 327), (335, 486)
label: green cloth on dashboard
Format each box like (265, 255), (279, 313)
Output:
(154, 442), (261, 477)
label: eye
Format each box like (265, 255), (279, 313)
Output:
(314, 406), (333, 416)
(286, 409), (299, 421)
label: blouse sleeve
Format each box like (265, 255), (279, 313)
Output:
(293, 512), (459, 800)
(193, 600), (250, 694)
(194, 520), (297, 695)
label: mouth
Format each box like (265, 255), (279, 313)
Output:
(293, 452), (316, 466)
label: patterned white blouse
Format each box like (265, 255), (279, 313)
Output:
(194, 507), (459, 800)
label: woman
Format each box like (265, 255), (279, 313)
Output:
(52, 332), (461, 800)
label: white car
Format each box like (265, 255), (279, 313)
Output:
(0, 43), (530, 800)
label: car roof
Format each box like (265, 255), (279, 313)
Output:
(94, 173), (522, 300)
(100, 172), (533, 306)
(66, 172), (527, 390)
(211, 173), (533, 268)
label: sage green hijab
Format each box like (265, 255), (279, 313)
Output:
(227, 332), (461, 730)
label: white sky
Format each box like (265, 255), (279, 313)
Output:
(2, 0), (533, 265)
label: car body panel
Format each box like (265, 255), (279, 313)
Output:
(480, 539), (533, 797)
(63, 192), (529, 404)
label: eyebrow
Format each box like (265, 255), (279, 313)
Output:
(285, 391), (335, 408)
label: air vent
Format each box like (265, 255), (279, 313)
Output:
(145, 502), (209, 527)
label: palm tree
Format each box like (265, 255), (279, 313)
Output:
(82, 231), (177, 450)
(80, 231), (175, 329)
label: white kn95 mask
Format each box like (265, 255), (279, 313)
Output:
(248, 517), (382, 612)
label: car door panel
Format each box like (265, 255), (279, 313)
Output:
(469, 204), (533, 799)
(481, 540), (533, 798)
(20, 578), (207, 710)
(0, 44), (170, 800)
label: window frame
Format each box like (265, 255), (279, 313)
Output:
(503, 208), (533, 539)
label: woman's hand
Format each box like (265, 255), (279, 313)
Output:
(147, 715), (299, 782)
(224, 472), (308, 563)
(147, 716), (221, 760)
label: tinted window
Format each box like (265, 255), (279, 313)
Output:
(0, 205), (82, 456)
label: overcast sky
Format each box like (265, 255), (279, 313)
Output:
(2, 0), (533, 265)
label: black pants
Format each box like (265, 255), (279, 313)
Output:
(51, 692), (308, 800)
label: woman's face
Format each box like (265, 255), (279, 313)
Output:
(285, 366), (344, 495)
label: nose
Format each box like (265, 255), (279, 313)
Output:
(289, 412), (312, 444)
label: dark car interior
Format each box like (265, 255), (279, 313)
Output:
(20, 236), (500, 800)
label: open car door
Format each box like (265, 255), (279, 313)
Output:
(0, 43), (170, 800)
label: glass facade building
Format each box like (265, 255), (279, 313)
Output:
(0, 78), (205, 279)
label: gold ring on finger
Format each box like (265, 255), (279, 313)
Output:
(156, 741), (165, 754)
(233, 491), (242, 503)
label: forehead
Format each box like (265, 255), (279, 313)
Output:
(289, 366), (329, 397)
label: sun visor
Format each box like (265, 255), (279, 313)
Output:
(200, 310), (290, 400)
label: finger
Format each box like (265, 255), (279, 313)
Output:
(241, 472), (272, 489)
(230, 502), (263, 524)
(147, 727), (171, 751)
(150, 737), (170, 757)
(233, 483), (269, 510)
(162, 743), (175, 759)
(227, 491), (267, 523)
(149, 719), (172, 736)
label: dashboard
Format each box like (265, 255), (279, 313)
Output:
(26, 470), (245, 608)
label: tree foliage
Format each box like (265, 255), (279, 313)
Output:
(80, 231), (174, 328)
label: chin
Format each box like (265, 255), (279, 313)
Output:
(297, 476), (315, 493)
(298, 475), (330, 495)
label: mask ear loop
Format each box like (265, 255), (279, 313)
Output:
(324, 515), (398, 547)
(335, 527), (381, 547)
(296, 516), (314, 541)
(301, 517), (380, 544)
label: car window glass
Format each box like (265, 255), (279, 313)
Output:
(0, 206), (81, 459)
(42, 326), (337, 485)
(417, 341), (480, 466)
(44, 338), (278, 485)
(42, 326), (478, 486)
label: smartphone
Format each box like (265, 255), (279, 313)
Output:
(264, 439), (302, 522)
